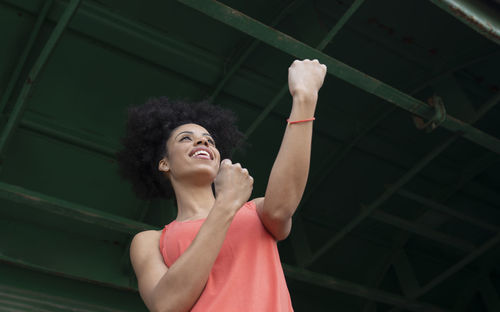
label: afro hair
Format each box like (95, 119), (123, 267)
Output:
(116, 97), (244, 201)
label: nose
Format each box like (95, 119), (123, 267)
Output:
(195, 136), (209, 147)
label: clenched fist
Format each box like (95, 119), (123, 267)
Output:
(214, 159), (254, 212)
(288, 59), (327, 99)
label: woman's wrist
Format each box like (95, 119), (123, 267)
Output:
(213, 196), (242, 217)
(292, 89), (318, 106)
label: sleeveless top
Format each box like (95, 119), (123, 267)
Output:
(159, 201), (293, 311)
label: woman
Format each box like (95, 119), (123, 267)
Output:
(117, 59), (326, 312)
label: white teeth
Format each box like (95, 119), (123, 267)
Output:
(192, 150), (210, 158)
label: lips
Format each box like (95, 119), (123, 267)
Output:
(189, 147), (213, 160)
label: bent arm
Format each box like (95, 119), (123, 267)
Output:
(258, 92), (317, 241)
(132, 200), (236, 312)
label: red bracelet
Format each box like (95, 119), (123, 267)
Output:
(287, 117), (315, 124)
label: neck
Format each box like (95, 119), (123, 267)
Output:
(171, 179), (215, 221)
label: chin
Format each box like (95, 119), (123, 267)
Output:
(189, 166), (218, 183)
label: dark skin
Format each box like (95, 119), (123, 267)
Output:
(129, 59), (327, 312)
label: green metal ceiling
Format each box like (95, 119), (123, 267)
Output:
(0, 0), (499, 311)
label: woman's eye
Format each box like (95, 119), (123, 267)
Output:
(180, 136), (191, 141)
(208, 139), (215, 145)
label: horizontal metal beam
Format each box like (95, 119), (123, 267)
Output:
(0, 0), (53, 115)
(428, 0), (500, 45)
(177, 0), (500, 154)
(371, 210), (476, 252)
(0, 181), (156, 234)
(283, 264), (448, 312)
(299, 51), (498, 217)
(397, 189), (500, 233)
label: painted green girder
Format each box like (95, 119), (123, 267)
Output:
(429, 0), (500, 45)
(176, 0), (500, 154)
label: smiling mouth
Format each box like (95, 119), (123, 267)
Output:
(191, 150), (212, 160)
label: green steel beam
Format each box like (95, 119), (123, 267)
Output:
(244, 0), (366, 138)
(282, 264), (448, 312)
(397, 189), (500, 233)
(0, 181), (156, 234)
(177, 0), (500, 154)
(0, 0), (53, 115)
(299, 51), (497, 217)
(208, 0), (306, 104)
(0, 0), (81, 162)
(304, 134), (459, 267)
(428, 0), (500, 45)
(331, 90), (500, 309)
(371, 210), (476, 252)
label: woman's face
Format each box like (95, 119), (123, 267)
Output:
(159, 123), (221, 184)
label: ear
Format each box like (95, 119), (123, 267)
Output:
(158, 158), (170, 173)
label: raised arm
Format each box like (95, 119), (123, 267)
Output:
(257, 59), (326, 241)
(130, 160), (253, 312)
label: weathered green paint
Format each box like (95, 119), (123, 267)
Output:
(177, 0), (500, 154)
(302, 52), (500, 217)
(0, 0), (81, 161)
(428, 0), (500, 45)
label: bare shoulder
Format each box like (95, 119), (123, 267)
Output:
(130, 229), (167, 276)
(131, 230), (162, 252)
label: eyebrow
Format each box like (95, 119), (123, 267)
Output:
(174, 131), (212, 140)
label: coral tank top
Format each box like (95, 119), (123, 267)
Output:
(159, 201), (293, 311)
